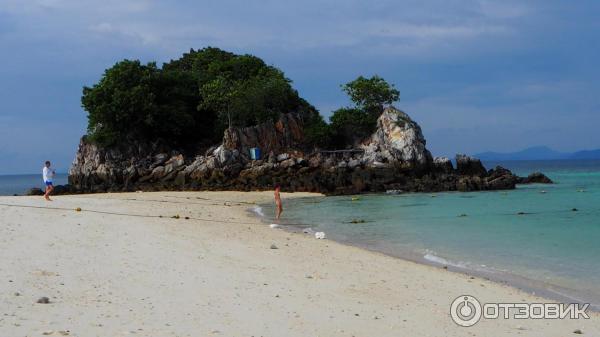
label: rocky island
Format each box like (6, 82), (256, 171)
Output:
(68, 106), (549, 195)
(60, 48), (550, 195)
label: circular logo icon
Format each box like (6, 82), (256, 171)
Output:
(450, 295), (482, 327)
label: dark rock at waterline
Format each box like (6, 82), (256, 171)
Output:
(52, 184), (73, 195)
(455, 154), (487, 177)
(517, 172), (553, 184)
(24, 185), (73, 196)
(25, 188), (44, 196)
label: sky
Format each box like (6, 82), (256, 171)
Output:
(0, 0), (599, 174)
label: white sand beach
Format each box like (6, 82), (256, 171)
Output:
(0, 191), (598, 337)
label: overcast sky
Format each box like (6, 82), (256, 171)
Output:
(0, 0), (599, 174)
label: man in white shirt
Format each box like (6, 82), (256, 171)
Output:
(42, 161), (55, 201)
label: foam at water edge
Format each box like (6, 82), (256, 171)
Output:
(252, 205), (265, 217)
(423, 251), (468, 269)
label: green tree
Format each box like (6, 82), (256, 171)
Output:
(82, 47), (316, 147)
(326, 76), (400, 147)
(341, 75), (399, 116)
(82, 60), (160, 146)
(329, 107), (378, 147)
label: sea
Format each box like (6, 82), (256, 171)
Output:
(255, 160), (600, 309)
(0, 173), (68, 195)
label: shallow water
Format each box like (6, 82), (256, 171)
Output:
(258, 160), (600, 307)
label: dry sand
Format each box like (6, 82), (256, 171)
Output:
(0, 191), (598, 337)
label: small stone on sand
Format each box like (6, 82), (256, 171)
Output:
(37, 296), (50, 304)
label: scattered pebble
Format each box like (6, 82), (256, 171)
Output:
(37, 296), (50, 304)
(75, 207), (82, 212)
(573, 329), (583, 334)
(14, 292), (20, 296)
(270, 244), (278, 249)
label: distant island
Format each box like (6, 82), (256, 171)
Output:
(475, 146), (600, 161)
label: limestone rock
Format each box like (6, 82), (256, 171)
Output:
(433, 156), (453, 173)
(223, 113), (305, 157)
(361, 107), (432, 167)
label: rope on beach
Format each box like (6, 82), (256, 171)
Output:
(162, 195), (258, 205)
(115, 197), (249, 207)
(0, 202), (255, 225)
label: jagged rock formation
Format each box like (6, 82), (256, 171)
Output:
(68, 106), (549, 195)
(361, 108), (432, 168)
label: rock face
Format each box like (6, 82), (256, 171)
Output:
(68, 107), (544, 195)
(223, 113), (305, 157)
(361, 107), (432, 168)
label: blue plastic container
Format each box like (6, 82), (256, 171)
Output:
(249, 147), (262, 160)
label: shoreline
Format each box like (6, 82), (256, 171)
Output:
(250, 195), (600, 312)
(1, 191), (598, 336)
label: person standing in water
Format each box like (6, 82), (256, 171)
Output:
(42, 161), (55, 201)
(274, 185), (283, 220)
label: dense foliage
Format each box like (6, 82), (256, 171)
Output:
(82, 48), (316, 147)
(341, 75), (399, 116)
(82, 48), (399, 151)
(327, 75), (400, 147)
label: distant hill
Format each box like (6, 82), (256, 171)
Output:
(475, 146), (600, 161)
(570, 149), (600, 159)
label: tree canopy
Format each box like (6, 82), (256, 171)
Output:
(326, 75), (399, 147)
(82, 48), (400, 151)
(341, 75), (399, 115)
(82, 47), (316, 147)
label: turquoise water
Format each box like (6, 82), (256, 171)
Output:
(260, 160), (600, 307)
(0, 173), (68, 195)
